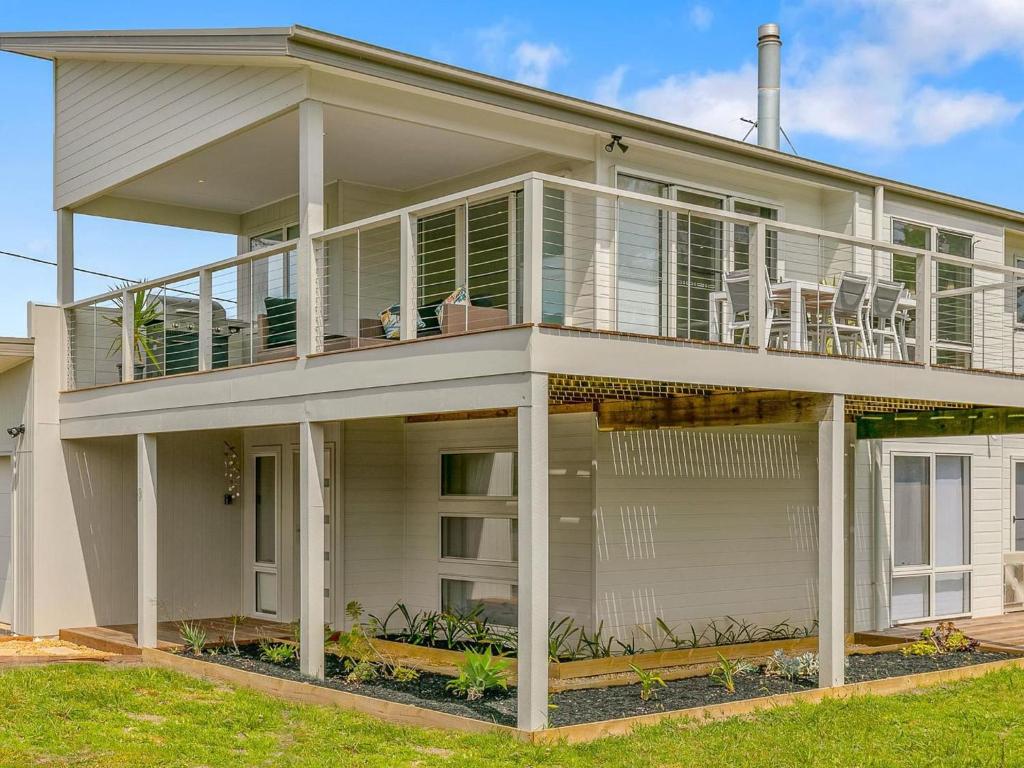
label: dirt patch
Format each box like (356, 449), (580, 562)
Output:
(0, 638), (114, 659)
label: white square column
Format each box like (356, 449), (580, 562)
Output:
(517, 373), (549, 731)
(137, 433), (158, 649)
(297, 100), (325, 357)
(57, 209), (74, 305)
(299, 420), (326, 679)
(818, 394), (846, 687)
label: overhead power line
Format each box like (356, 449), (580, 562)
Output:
(1, 248), (138, 284)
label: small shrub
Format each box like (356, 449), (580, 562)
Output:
(390, 665), (420, 683)
(902, 640), (940, 657)
(709, 653), (755, 693)
(933, 621), (979, 653)
(446, 648), (511, 701)
(346, 660), (379, 683)
(629, 664), (667, 701)
(259, 641), (297, 665)
(763, 650), (819, 681)
(177, 621), (207, 656)
(228, 614), (246, 655)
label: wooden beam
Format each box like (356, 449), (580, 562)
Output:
(596, 390), (832, 431)
(856, 406), (1024, 440)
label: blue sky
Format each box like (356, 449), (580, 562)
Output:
(2, 0), (1024, 336)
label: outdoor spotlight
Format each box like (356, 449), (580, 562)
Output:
(6, 424), (25, 438)
(604, 135), (629, 154)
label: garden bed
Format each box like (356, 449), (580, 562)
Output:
(182, 642), (1013, 727)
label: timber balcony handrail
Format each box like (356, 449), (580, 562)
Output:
(62, 171), (1024, 391)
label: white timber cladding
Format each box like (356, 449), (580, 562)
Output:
(54, 59), (307, 208)
(35, 432), (243, 633)
(852, 434), (1012, 631)
(0, 457), (12, 624)
(594, 424), (821, 641)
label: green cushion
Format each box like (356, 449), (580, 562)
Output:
(264, 296), (297, 349)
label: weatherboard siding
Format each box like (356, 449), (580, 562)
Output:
(54, 59), (306, 208)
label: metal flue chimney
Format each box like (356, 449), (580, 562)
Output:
(757, 23), (781, 150)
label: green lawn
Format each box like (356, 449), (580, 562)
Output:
(0, 663), (1023, 767)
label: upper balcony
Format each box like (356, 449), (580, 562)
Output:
(63, 171), (1024, 409)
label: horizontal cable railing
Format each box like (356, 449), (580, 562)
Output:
(64, 172), (1024, 389)
(65, 240), (297, 389)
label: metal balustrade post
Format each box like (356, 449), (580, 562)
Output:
(916, 253), (932, 367)
(749, 221), (768, 350)
(399, 211), (417, 339)
(522, 177), (544, 325)
(121, 288), (135, 383)
(198, 268), (213, 372)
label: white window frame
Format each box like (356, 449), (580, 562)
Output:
(438, 448), (518, 501)
(1011, 457), (1024, 552)
(439, 513), (518, 566)
(891, 217), (976, 362)
(612, 167), (783, 337)
(249, 223), (300, 299)
(890, 451), (973, 624)
(438, 575), (519, 628)
(1014, 255), (1024, 329)
(245, 446), (282, 620)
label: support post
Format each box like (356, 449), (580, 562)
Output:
(517, 373), (549, 731)
(57, 209), (74, 305)
(399, 211), (417, 339)
(871, 185), (884, 283)
(748, 220), (767, 349)
(297, 100), (325, 357)
(818, 393), (845, 688)
(522, 177), (544, 325)
(121, 288), (135, 383)
(299, 420), (326, 679)
(198, 268), (213, 372)
(137, 433), (158, 649)
(915, 252), (932, 366)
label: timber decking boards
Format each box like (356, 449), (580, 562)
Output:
(60, 617), (293, 656)
(879, 614), (1024, 650)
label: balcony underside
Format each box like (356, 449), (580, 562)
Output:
(58, 325), (1024, 439)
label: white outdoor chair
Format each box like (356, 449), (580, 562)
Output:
(825, 272), (871, 357)
(724, 269), (791, 348)
(867, 279), (906, 360)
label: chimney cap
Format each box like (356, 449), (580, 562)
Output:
(758, 23), (781, 43)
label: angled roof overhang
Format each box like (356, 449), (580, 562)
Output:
(2, 24), (1023, 227)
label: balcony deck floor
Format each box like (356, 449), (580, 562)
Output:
(878, 613), (1024, 650)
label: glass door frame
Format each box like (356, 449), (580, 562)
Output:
(245, 446), (282, 621)
(890, 451), (973, 624)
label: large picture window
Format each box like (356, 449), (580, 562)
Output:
(441, 516), (518, 563)
(891, 454), (971, 623)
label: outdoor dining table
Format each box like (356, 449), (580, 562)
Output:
(709, 278), (916, 354)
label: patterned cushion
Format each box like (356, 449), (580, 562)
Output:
(378, 303), (426, 340)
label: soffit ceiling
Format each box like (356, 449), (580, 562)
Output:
(112, 105), (534, 214)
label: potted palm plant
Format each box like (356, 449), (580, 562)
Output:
(108, 284), (162, 380)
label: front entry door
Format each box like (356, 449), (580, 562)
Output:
(291, 446), (335, 625)
(1005, 462), (1024, 612)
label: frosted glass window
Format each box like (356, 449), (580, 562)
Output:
(935, 456), (970, 567)
(255, 572), (278, 616)
(891, 575), (929, 622)
(894, 456), (929, 567)
(441, 452), (517, 497)
(255, 455), (277, 564)
(935, 572), (970, 616)
(442, 517), (518, 562)
(441, 578), (518, 627)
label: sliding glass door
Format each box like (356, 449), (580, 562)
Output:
(891, 454), (971, 623)
(616, 176), (666, 335)
(676, 190), (724, 340)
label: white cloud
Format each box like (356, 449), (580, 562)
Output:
(512, 41), (567, 88)
(631, 65), (756, 138)
(612, 0), (1024, 148)
(594, 65), (628, 107)
(689, 4), (713, 31)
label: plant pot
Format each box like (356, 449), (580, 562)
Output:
(116, 362), (147, 382)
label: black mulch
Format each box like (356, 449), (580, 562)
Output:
(188, 643), (1014, 727)
(200, 643), (518, 725)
